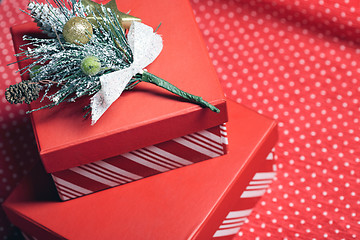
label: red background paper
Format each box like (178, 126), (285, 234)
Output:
(0, 0), (359, 239)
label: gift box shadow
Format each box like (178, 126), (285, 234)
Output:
(0, 106), (59, 240)
(130, 84), (204, 105)
(34, 82), (197, 125)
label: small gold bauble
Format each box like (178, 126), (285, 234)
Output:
(63, 17), (93, 45)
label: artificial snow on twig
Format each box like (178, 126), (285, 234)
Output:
(6, 0), (219, 123)
(27, 0), (85, 37)
(16, 2), (133, 110)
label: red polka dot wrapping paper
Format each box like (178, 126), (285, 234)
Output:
(0, 0), (359, 239)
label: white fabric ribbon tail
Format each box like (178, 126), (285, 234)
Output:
(90, 21), (163, 125)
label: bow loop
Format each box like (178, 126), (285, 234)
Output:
(90, 21), (163, 124)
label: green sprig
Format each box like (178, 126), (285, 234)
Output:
(141, 71), (220, 113)
(7, 0), (219, 117)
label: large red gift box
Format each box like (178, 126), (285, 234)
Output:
(3, 100), (277, 239)
(10, 0), (228, 200)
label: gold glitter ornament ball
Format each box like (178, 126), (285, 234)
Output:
(63, 17), (93, 45)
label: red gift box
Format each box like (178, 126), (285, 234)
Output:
(10, 0), (228, 200)
(3, 100), (277, 239)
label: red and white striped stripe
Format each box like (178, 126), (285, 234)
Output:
(52, 124), (227, 201)
(213, 209), (252, 238)
(52, 176), (94, 201)
(213, 152), (275, 238)
(220, 123), (228, 145)
(266, 151), (274, 160)
(173, 129), (225, 158)
(240, 171), (276, 199)
(89, 161), (142, 181)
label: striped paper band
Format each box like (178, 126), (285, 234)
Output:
(213, 151), (275, 238)
(52, 124), (227, 201)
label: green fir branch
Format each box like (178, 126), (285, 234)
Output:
(8, 0), (219, 116)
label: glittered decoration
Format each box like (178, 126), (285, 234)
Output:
(90, 21), (163, 124)
(14, 1), (133, 109)
(81, 56), (101, 76)
(5, 81), (40, 104)
(82, 0), (141, 29)
(63, 16), (93, 45)
(90, 21), (220, 124)
(27, 0), (85, 37)
(8, 0), (219, 123)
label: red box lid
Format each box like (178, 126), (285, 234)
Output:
(3, 100), (277, 240)
(10, 0), (228, 173)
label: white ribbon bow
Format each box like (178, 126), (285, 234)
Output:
(90, 21), (163, 125)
